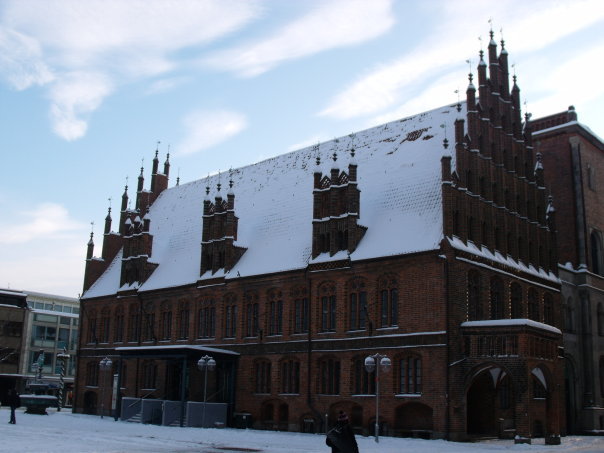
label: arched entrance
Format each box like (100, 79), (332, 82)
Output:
(83, 390), (97, 415)
(466, 366), (515, 437)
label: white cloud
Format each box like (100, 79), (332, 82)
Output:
(319, 0), (604, 120)
(0, 26), (54, 89)
(0, 202), (85, 244)
(204, 0), (395, 77)
(176, 110), (248, 156)
(0, 0), (261, 139)
(48, 71), (114, 140)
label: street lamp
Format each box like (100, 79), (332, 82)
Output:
(197, 355), (216, 428)
(56, 348), (70, 412)
(365, 353), (391, 443)
(99, 357), (113, 419)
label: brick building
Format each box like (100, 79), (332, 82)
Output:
(75, 32), (565, 441)
(531, 108), (604, 433)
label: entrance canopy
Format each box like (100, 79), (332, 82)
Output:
(115, 345), (239, 360)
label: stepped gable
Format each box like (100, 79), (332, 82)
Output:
(83, 103), (461, 298)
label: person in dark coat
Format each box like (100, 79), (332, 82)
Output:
(7, 388), (20, 424)
(325, 411), (359, 453)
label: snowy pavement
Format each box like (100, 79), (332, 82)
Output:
(0, 407), (602, 453)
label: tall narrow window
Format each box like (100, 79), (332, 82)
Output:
(543, 293), (554, 325)
(399, 356), (422, 394)
(591, 231), (604, 276)
(490, 277), (504, 319)
(280, 359), (300, 394)
(349, 278), (367, 330)
(245, 292), (259, 337)
(528, 289), (539, 321)
(160, 304), (172, 340)
(99, 308), (110, 343)
(564, 298), (575, 333)
(197, 300), (215, 338)
(128, 305), (140, 342)
(378, 275), (398, 328)
(267, 289), (283, 336)
(178, 305), (189, 340)
(319, 283), (337, 332)
(353, 357), (375, 395)
(87, 309), (97, 344)
(319, 357), (340, 395)
(255, 360), (271, 394)
(468, 270), (482, 320)
(86, 361), (99, 386)
(510, 283), (523, 318)
(294, 297), (309, 334)
(141, 302), (155, 342)
(114, 307), (124, 343)
(224, 293), (237, 338)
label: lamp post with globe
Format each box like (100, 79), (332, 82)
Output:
(364, 353), (391, 443)
(98, 357), (112, 419)
(197, 355), (216, 428)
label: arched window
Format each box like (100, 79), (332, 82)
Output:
(319, 283), (337, 332)
(254, 359), (271, 394)
(598, 303), (604, 337)
(398, 355), (422, 394)
(319, 356), (340, 395)
(543, 293), (554, 325)
(177, 301), (190, 340)
(114, 307), (124, 343)
(160, 302), (172, 340)
(267, 288), (283, 336)
(378, 275), (398, 328)
(99, 307), (110, 343)
(510, 283), (523, 318)
(528, 289), (539, 321)
(291, 286), (309, 334)
(128, 304), (140, 342)
(198, 298), (216, 338)
(600, 356), (604, 398)
(87, 309), (97, 344)
(224, 293), (237, 338)
(86, 361), (99, 386)
(280, 359), (300, 394)
(468, 270), (482, 321)
(490, 277), (504, 320)
(591, 231), (604, 276)
(348, 278), (367, 331)
(353, 356), (375, 395)
(467, 216), (474, 242)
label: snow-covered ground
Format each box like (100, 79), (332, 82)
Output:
(0, 407), (602, 453)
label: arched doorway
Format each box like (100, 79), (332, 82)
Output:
(564, 357), (577, 434)
(395, 402), (433, 438)
(466, 366), (515, 437)
(83, 390), (97, 415)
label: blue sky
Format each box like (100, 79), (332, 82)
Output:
(1, 0), (603, 297)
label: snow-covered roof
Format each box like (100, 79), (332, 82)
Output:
(461, 319), (561, 335)
(84, 103), (463, 298)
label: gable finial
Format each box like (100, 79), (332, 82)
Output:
(229, 167), (234, 190)
(217, 170), (222, 193)
(176, 167), (180, 186)
(108, 197), (112, 209)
